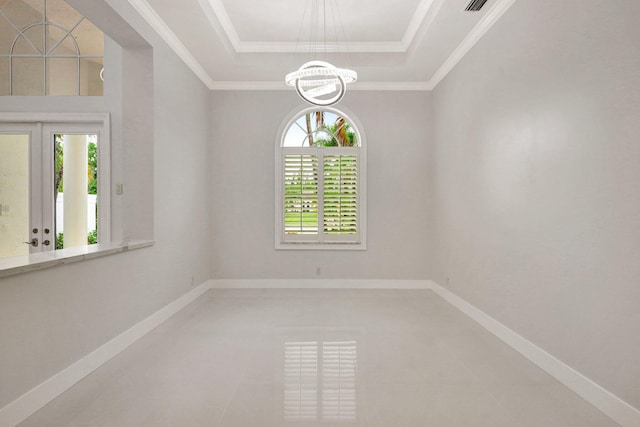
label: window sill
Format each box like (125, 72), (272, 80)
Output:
(275, 242), (367, 251)
(0, 240), (155, 279)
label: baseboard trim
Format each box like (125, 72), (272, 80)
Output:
(210, 279), (431, 289)
(0, 280), (213, 427)
(428, 280), (640, 427)
(5, 278), (635, 427)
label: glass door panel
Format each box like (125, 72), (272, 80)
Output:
(0, 122), (105, 260)
(44, 127), (99, 250)
(0, 133), (30, 258)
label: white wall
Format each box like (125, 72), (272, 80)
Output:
(0, 0), (211, 408)
(430, 0), (640, 409)
(211, 91), (431, 279)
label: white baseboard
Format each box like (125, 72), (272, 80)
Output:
(0, 278), (426, 426)
(5, 278), (636, 427)
(428, 280), (640, 427)
(211, 279), (431, 289)
(0, 280), (213, 427)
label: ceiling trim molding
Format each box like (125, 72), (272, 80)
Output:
(425, 0), (517, 90)
(200, 0), (242, 48)
(406, 0), (446, 53)
(210, 81), (288, 91)
(350, 81), (432, 91)
(234, 41), (408, 54)
(209, 81), (433, 91)
(401, 0), (439, 48)
(127, 0), (217, 89)
(129, 0), (516, 93)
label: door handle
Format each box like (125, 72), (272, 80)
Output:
(23, 238), (38, 247)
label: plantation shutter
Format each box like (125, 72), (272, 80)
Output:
(323, 155), (358, 236)
(284, 154), (318, 237)
(280, 143), (361, 245)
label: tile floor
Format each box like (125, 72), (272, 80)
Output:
(20, 289), (620, 426)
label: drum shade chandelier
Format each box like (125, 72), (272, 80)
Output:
(285, 0), (357, 106)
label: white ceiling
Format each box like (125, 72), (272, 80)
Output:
(128, 0), (516, 90)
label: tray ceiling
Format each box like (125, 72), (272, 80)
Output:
(129, 0), (516, 89)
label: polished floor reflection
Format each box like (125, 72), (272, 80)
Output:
(284, 339), (358, 423)
(20, 289), (620, 426)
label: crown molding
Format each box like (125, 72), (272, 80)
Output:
(350, 81), (432, 91)
(425, 0), (517, 89)
(129, 0), (517, 93)
(209, 81), (433, 91)
(127, 0), (217, 89)
(234, 41), (407, 54)
(210, 81), (288, 91)
(199, 0), (241, 49)
(402, 0), (441, 49)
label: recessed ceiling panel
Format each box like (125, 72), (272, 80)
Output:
(139, 0), (516, 88)
(221, 0), (423, 43)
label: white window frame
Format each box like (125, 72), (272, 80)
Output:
(0, 112), (111, 250)
(275, 106), (367, 250)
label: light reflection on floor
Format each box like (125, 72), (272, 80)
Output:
(19, 289), (620, 427)
(284, 340), (357, 422)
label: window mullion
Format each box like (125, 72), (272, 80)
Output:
(32, 123), (44, 253)
(317, 151), (324, 243)
(40, 125), (55, 251)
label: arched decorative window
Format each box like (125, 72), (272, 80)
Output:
(276, 106), (367, 249)
(0, 0), (104, 96)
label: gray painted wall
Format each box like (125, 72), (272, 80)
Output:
(0, 0), (211, 407)
(429, 0), (640, 408)
(2, 0), (638, 417)
(211, 91), (431, 279)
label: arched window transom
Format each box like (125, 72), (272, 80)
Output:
(0, 0), (104, 96)
(276, 107), (367, 249)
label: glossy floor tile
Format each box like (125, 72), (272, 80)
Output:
(19, 289), (620, 426)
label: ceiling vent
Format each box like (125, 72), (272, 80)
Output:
(465, 0), (489, 11)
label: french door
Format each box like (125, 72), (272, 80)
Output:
(0, 122), (106, 259)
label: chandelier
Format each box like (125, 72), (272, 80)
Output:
(285, 0), (357, 106)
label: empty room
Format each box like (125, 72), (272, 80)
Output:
(0, 0), (639, 426)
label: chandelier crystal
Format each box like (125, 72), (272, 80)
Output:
(285, 60), (357, 106)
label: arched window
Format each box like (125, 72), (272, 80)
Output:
(276, 106), (367, 249)
(0, 0), (104, 96)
